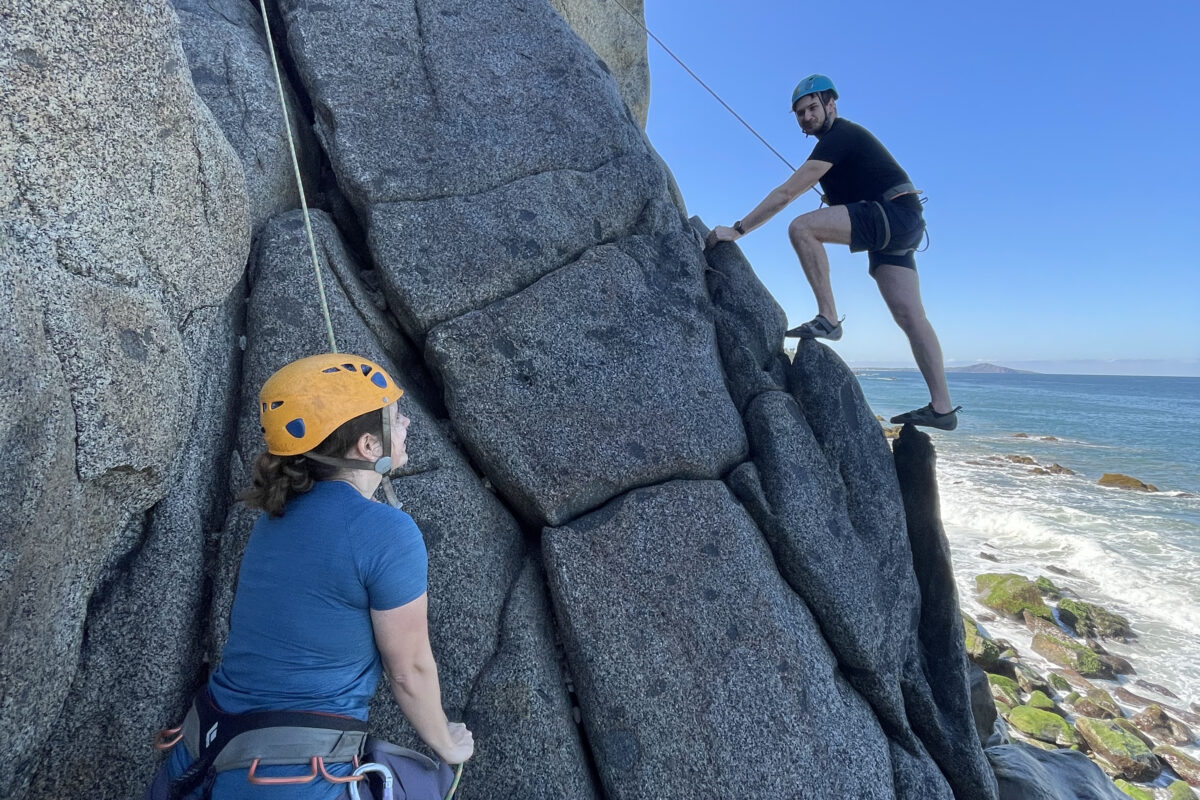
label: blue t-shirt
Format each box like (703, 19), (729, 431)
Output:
(167, 480), (427, 798)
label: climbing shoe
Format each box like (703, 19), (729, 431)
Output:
(786, 314), (842, 341)
(890, 404), (963, 431)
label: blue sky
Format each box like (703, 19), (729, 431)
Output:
(643, 0), (1200, 375)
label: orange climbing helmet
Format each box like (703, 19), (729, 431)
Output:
(259, 353), (402, 456)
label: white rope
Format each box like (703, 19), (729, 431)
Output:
(256, 0), (339, 353)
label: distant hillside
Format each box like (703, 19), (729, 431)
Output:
(946, 363), (1038, 374)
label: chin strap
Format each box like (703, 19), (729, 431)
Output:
(304, 408), (402, 508)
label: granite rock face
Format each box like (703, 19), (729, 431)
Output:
(1, 0), (247, 796)
(549, 0), (650, 126)
(544, 480), (895, 799)
(11, 0), (1005, 797)
(169, 0), (318, 233)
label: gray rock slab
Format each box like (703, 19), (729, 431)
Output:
(543, 479), (896, 800)
(369, 151), (679, 336)
(170, 0), (319, 234)
(425, 232), (747, 527)
(894, 425), (1000, 800)
(548, 0), (649, 126)
(692, 216), (788, 411)
(730, 390), (913, 718)
(275, 0), (644, 205)
(2, 1), (247, 795)
(987, 744), (1129, 800)
(30, 292), (244, 800)
(373, 557), (598, 800)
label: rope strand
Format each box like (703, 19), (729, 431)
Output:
(256, 0), (339, 353)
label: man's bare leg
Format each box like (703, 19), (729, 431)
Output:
(873, 264), (953, 413)
(787, 206), (853, 322)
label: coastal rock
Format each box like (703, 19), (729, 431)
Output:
(1098, 473), (1159, 492)
(1036, 576), (1065, 599)
(1076, 718), (1162, 782)
(543, 480), (897, 799)
(1117, 688), (1156, 707)
(1154, 746), (1200, 786)
(1008, 454), (1038, 465)
(1008, 706), (1080, 746)
(1070, 688), (1121, 720)
(1053, 668), (1097, 692)
(978, 574), (1056, 620)
(1048, 463), (1075, 475)
(1135, 680), (1180, 700)
(889, 423), (999, 799)
(1111, 718), (1156, 750)
(1028, 691), (1065, 716)
(1033, 632), (1114, 679)
(1168, 780), (1199, 799)
(965, 614), (1003, 670)
(990, 674), (1024, 707)
(1112, 780), (1153, 799)
(1014, 433), (1030, 438)
(1016, 664), (1053, 696)
(1026, 609), (1071, 638)
(1058, 598), (1135, 640)
(548, 0), (650, 126)
(970, 665), (1000, 747)
(987, 744), (1130, 799)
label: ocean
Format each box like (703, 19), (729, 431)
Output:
(855, 370), (1200, 707)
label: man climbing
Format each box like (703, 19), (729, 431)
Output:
(706, 74), (960, 430)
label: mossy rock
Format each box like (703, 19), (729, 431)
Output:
(1076, 717), (1161, 782)
(988, 673), (1022, 707)
(1098, 473), (1158, 492)
(1154, 746), (1200, 785)
(1035, 575), (1063, 599)
(1008, 704), (1080, 746)
(976, 573), (1055, 620)
(1113, 779), (1153, 800)
(1049, 672), (1072, 692)
(1167, 780), (1198, 800)
(1014, 662), (1052, 695)
(1032, 632), (1113, 679)
(962, 614), (1001, 670)
(1028, 690), (1062, 715)
(1058, 597), (1133, 639)
(995, 700), (1013, 716)
(1074, 688), (1121, 719)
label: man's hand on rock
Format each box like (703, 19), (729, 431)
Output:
(705, 226), (741, 250)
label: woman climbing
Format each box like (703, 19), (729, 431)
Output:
(147, 353), (472, 799)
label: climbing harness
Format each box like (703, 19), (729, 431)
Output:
(605, 0), (825, 204)
(154, 689), (464, 800)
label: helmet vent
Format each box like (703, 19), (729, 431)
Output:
(371, 372), (388, 388)
(270, 401), (284, 410)
(322, 367), (340, 374)
(285, 418), (306, 438)
(360, 364), (372, 375)
(342, 363), (356, 372)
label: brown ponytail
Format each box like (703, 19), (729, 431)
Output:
(240, 408), (385, 517)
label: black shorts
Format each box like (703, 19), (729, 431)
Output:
(847, 196), (925, 273)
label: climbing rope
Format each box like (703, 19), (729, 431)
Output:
(256, 0), (339, 353)
(606, 0), (824, 202)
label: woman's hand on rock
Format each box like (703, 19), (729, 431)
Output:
(434, 721), (474, 765)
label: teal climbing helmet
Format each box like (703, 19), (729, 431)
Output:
(791, 74), (838, 109)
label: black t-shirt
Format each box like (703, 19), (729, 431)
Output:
(808, 118), (912, 206)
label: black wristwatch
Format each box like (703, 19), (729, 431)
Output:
(733, 220), (746, 235)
